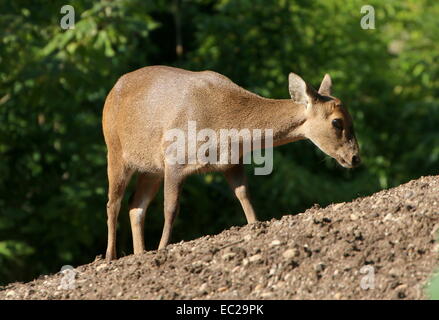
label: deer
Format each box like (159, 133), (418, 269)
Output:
(102, 65), (361, 260)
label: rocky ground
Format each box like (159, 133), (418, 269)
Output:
(1, 175), (438, 300)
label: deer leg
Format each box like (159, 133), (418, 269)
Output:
(105, 155), (132, 261)
(158, 169), (183, 249)
(129, 174), (162, 254)
(224, 163), (258, 224)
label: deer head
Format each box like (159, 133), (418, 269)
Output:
(289, 73), (361, 168)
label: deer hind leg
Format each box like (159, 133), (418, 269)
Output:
(224, 163), (258, 224)
(129, 174), (162, 254)
(158, 168), (183, 250)
(105, 154), (132, 261)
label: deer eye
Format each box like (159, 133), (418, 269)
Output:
(332, 118), (343, 130)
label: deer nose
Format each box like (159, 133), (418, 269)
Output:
(352, 155), (361, 167)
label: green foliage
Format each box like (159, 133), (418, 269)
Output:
(427, 232), (439, 300)
(427, 271), (439, 300)
(0, 0), (438, 285)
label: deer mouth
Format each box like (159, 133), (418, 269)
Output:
(336, 155), (355, 169)
(337, 154), (361, 169)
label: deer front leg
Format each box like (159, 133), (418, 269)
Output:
(224, 163), (258, 224)
(158, 169), (183, 249)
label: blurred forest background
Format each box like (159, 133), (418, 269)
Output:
(0, 0), (438, 286)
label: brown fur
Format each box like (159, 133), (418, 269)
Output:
(102, 66), (360, 260)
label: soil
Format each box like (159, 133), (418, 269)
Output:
(1, 175), (438, 300)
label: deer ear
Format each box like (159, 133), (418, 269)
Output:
(318, 73), (332, 96)
(288, 73), (318, 108)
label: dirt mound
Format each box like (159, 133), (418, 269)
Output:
(1, 176), (439, 300)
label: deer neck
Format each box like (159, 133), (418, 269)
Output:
(233, 94), (307, 147)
